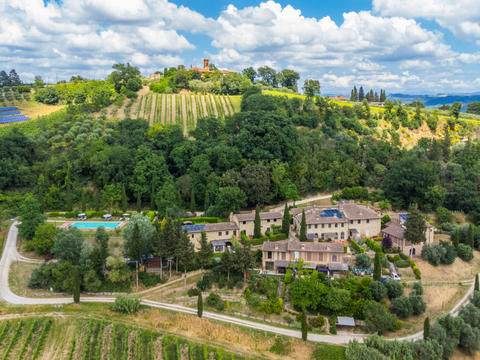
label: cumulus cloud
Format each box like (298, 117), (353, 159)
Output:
(373, 0), (480, 40)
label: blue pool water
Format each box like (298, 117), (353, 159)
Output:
(71, 222), (121, 230)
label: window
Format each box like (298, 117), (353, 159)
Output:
(191, 234), (194, 239)
(350, 220), (353, 224)
(322, 224), (325, 228)
(367, 219), (370, 224)
(328, 224), (331, 228)
(307, 252), (311, 261)
(332, 254), (337, 262)
(282, 252), (286, 260)
(267, 251), (272, 259)
(233, 230), (237, 235)
(321, 233), (325, 240)
(341, 232), (345, 239)
(335, 223), (338, 228)
(274, 219), (277, 222)
(267, 219), (270, 223)
(243, 221), (246, 224)
(341, 223), (344, 227)
(358, 220), (361, 224)
(218, 232), (222, 236)
(294, 251), (299, 260)
(225, 231), (229, 235)
(308, 225), (311, 229)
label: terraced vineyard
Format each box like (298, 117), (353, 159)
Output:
(0, 317), (250, 360)
(135, 93), (240, 135)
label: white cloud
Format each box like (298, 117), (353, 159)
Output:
(373, 0), (480, 40)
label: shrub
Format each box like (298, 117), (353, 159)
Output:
(187, 288), (200, 297)
(369, 281), (388, 301)
(269, 337), (289, 355)
(421, 244), (444, 266)
(356, 253), (372, 268)
(366, 238), (382, 253)
(310, 315), (325, 329)
(409, 294), (426, 315)
(138, 272), (161, 287)
(439, 241), (456, 265)
(412, 282), (423, 296)
(436, 207), (452, 225)
(395, 260), (410, 268)
(349, 239), (364, 253)
(197, 277), (212, 291)
(399, 252), (409, 261)
(329, 316), (337, 335)
(283, 315), (294, 324)
(110, 295), (141, 314)
(205, 292), (225, 311)
(412, 266), (421, 279)
(392, 296), (413, 318)
(364, 302), (398, 334)
(385, 279), (403, 299)
(457, 244), (474, 261)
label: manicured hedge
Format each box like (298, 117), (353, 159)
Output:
(349, 239), (364, 253)
(266, 231), (287, 241)
(365, 238), (382, 253)
(180, 217), (222, 224)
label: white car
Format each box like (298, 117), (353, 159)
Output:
(390, 273), (401, 281)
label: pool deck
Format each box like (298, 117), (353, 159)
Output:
(58, 221), (126, 231)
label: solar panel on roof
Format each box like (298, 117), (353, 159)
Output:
(0, 107), (16, 112)
(399, 214), (408, 221)
(181, 224), (206, 231)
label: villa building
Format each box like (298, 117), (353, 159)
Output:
(292, 203), (381, 241)
(382, 213), (435, 256)
(190, 59), (235, 76)
(262, 240), (349, 275)
(183, 222), (239, 253)
(231, 211), (283, 237)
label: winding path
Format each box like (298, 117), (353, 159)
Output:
(0, 222), (476, 344)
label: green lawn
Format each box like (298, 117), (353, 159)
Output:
(313, 344), (346, 360)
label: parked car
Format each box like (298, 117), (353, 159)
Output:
(390, 273), (401, 281)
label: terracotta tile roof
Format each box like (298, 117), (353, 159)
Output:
(205, 222), (239, 232)
(262, 240), (344, 253)
(382, 222), (404, 239)
(341, 203), (381, 220)
(235, 212), (282, 222)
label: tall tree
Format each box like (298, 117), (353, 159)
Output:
(442, 125), (451, 161)
(373, 252), (381, 281)
(123, 214), (155, 261)
(453, 229), (460, 250)
(52, 228), (85, 265)
(299, 209), (307, 242)
(475, 274), (479, 292)
(220, 249), (235, 282)
(282, 203), (290, 236)
(254, 205), (262, 239)
(301, 306), (308, 341)
(242, 67), (257, 83)
(190, 187), (196, 212)
(197, 231), (213, 269)
(71, 265), (81, 303)
(278, 69), (300, 91)
(467, 225), (474, 248)
(197, 292), (203, 318)
(18, 193), (45, 241)
(176, 230), (195, 288)
(358, 86), (365, 101)
(303, 79), (320, 98)
(380, 89), (386, 102)
(404, 205), (426, 257)
(353, 86), (358, 101)
(236, 244), (254, 283)
(257, 66), (277, 87)
(92, 227), (109, 275)
(424, 317), (430, 339)
(451, 102), (462, 120)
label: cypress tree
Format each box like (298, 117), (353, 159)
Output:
(198, 230), (213, 269)
(373, 252), (381, 281)
(190, 187), (196, 212)
(136, 191), (141, 213)
(282, 203), (290, 236)
(254, 205), (261, 239)
(72, 266), (81, 304)
(301, 306), (308, 341)
(81, 188), (87, 212)
(359, 86), (365, 101)
(350, 89), (355, 102)
(423, 317), (430, 339)
(475, 274), (479, 292)
(197, 292), (203, 318)
(353, 86), (358, 101)
(299, 209), (307, 242)
(453, 230), (460, 250)
(120, 183), (128, 212)
(468, 225), (474, 249)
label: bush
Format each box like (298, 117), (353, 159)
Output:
(310, 315), (325, 329)
(395, 260), (410, 268)
(457, 244), (474, 261)
(197, 277), (212, 291)
(138, 272), (161, 287)
(409, 294), (426, 315)
(187, 288), (200, 297)
(369, 281), (388, 301)
(329, 316), (337, 335)
(421, 244), (444, 266)
(392, 296), (413, 318)
(269, 337), (289, 356)
(283, 315), (294, 324)
(349, 239), (364, 253)
(110, 295), (141, 314)
(385, 279), (403, 299)
(412, 282), (423, 296)
(356, 253), (372, 268)
(412, 265), (421, 279)
(366, 238), (382, 253)
(364, 302), (398, 334)
(267, 232), (287, 241)
(436, 207), (452, 225)
(205, 292), (225, 311)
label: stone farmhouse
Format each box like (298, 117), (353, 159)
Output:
(182, 211), (282, 252)
(382, 213), (435, 256)
(262, 240), (349, 275)
(292, 203), (381, 242)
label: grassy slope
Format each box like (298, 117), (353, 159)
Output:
(0, 303), (343, 359)
(264, 90), (480, 148)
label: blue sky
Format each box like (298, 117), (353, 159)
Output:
(2, 0), (480, 94)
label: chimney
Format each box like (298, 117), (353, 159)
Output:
(204, 58), (209, 69)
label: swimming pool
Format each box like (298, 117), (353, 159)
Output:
(71, 222), (122, 230)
